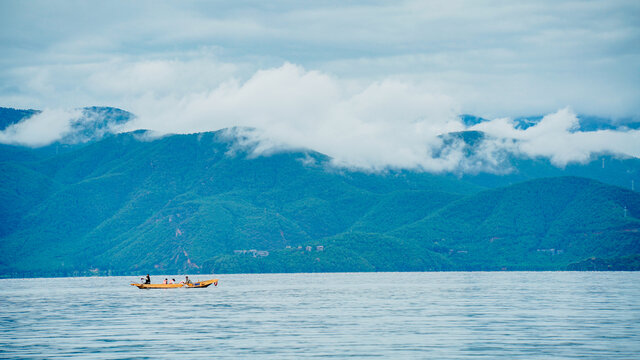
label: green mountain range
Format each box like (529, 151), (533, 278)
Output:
(0, 108), (639, 276)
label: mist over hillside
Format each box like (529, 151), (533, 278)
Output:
(0, 107), (638, 276)
(2, 106), (639, 176)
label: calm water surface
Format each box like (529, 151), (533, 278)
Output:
(0, 272), (639, 359)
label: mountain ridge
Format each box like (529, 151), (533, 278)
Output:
(0, 108), (639, 276)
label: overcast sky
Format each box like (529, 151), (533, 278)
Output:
(2, 0), (639, 117)
(0, 0), (639, 170)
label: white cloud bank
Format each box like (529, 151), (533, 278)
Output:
(126, 63), (464, 171)
(0, 107), (130, 147)
(1, 63), (638, 172)
(0, 108), (82, 147)
(472, 108), (640, 167)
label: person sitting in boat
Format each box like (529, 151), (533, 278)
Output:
(169, 279), (175, 284)
(163, 278), (168, 284)
(184, 276), (192, 285)
(145, 274), (151, 284)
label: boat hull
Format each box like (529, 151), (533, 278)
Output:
(131, 279), (218, 289)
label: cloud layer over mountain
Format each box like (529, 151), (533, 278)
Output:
(1, 64), (639, 172)
(472, 109), (640, 167)
(1, 1), (639, 172)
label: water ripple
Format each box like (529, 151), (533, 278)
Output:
(0, 272), (639, 359)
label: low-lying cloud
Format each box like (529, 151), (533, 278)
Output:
(125, 63), (464, 172)
(0, 107), (130, 147)
(472, 108), (640, 167)
(1, 63), (638, 172)
(0, 108), (82, 147)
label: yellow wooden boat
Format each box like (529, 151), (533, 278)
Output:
(131, 279), (218, 289)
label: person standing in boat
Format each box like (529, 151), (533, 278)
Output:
(145, 274), (151, 284)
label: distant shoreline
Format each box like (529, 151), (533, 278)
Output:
(3, 268), (640, 280)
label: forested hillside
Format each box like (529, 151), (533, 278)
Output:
(0, 129), (482, 276)
(1, 107), (639, 276)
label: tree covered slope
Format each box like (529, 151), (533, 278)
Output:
(0, 130), (482, 276)
(0, 108), (639, 275)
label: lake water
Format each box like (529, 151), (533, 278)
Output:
(1, 272), (639, 359)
